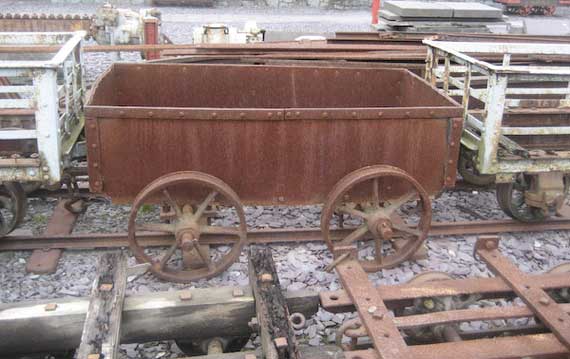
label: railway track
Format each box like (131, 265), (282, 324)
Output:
(2, 217), (569, 251)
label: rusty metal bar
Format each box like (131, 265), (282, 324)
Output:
(335, 254), (409, 359)
(321, 271), (570, 311)
(395, 303), (570, 330)
(2, 217), (570, 252)
(345, 333), (569, 359)
(475, 236), (570, 349)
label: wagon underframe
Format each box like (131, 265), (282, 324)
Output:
(322, 236), (570, 359)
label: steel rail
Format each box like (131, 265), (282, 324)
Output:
(1, 217), (569, 251)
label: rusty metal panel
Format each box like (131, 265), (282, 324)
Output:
(85, 63), (461, 204)
(0, 14), (92, 33)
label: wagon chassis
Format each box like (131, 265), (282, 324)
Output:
(322, 235), (570, 359)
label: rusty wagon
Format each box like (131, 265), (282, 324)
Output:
(85, 63), (462, 283)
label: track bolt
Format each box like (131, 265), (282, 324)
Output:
(539, 297), (550, 306)
(367, 306), (377, 314)
(233, 288), (245, 297)
(485, 241), (496, 250)
(179, 291), (193, 301)
(423, 299), (435, 310)
(274, 337), (288, 349)
(260, 273), (273, 283)
(44, 303), (58, 312)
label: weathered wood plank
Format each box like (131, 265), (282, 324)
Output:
(249, 246), (299, 359)
(76, 251), (127, 359)
(0, 287), (318, 354)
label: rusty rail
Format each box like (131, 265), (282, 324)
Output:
(2, 217), (570, 251)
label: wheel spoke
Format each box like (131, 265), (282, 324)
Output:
(194, 191), (218, 220)
(384, 191), (417, 214)
(159, 241), (179, 269)
(137, 222), (176, 233)
(201, 225), (242, 238)
(372, 178), (380, 207)
(392, 223), (421, 237)
(337, 205), (369, 219)
(162, 189), (182, 218)
(339, 224), (369, 246)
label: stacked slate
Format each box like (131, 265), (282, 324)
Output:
(375, 1), (508, 33)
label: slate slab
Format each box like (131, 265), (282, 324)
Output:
(384, 1), (453, 18)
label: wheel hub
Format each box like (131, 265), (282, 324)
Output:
(368, 215), (393, 240)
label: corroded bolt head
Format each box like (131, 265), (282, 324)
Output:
(485, 240), (497, 250)
(274, 337), (288, 349)
(233, 288), (244, 297)
(44, 303), (58, 312)
(260, 273), (273, 283)
(539, 297), (550, 306)
(179, 291), (193, 301)
(87, 354), (100, 359)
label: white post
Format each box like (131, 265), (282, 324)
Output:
(478, 73), (508, 174)
(34, 69), (61, 184)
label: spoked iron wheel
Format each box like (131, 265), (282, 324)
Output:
(496, 174), (546, 223)
(128, 171), (247, 283)
(321, 165), (431, 272)
(458, 147), (495, 186)
(0, 182), (26, 237)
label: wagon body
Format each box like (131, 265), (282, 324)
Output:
(85, 63), (462, 205)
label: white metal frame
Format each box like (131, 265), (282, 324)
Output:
(424, 40), (570, 178)
(0, 31), (85, 184)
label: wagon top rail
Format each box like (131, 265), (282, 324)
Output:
(423, 40), (570, 76)
(0, 31), (85, 69)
